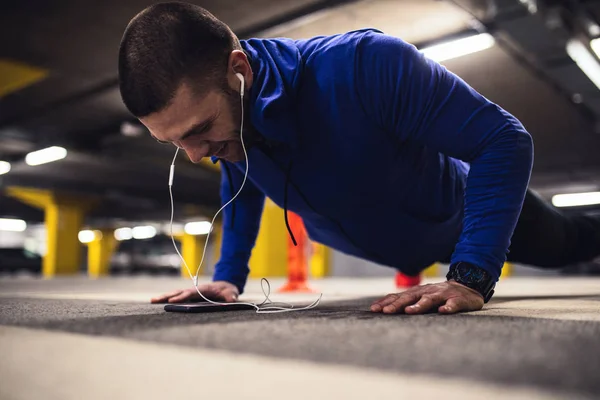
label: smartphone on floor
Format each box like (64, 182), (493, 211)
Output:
(164, 302), (255, 313)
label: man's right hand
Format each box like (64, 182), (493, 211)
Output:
(150, 280), (239, 304)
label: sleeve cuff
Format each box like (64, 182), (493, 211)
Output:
(212, 263), (250, 294)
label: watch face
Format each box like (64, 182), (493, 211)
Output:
(451, 262), (495, 303)
(457, 263), (486, 283)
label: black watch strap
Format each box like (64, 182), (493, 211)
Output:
(446, 262), (496, 303)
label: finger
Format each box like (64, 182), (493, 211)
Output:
(168, 291), (194, 303)
(150, 290), (182, 303)
(439, 296), (480, 314)
(370, 293), (400, 312)
(405, 294), (443, 315)
(371, 293), (400, 308)
(382, 292), (420, 314)
(190, 286), (231, 303)
(223, 290), (238, 302)
(214, 286), (238, 302)
(191, 285), (222, 302)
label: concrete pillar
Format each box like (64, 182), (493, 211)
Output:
(423, 263), (439, 277)
(86, 229), (117, 278)
(249, 198), (288, 278)
(501, 262), (513, 278)
(180, 233), (203, 278)
(310, 243), (330, 278)
(6, 186), (96, 277)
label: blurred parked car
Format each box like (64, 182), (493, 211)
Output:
(110, 235), (181, 275)
(0, 247), (42, 274)
(560, 256), (600, 276)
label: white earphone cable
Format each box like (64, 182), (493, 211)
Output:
(168, 76), (322, 313)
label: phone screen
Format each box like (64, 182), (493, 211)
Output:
(164, 303), (255, 313)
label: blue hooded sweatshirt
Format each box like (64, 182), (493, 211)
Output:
(212, 29), (533, 293)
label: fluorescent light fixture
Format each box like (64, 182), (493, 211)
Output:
(78, 230), (101, 244)
(184, 221), (212, 235)
(552, 191), (600, 207)
(0, 218), (27, 232)
(519, 0), (537, 14)
(567, 39), (600, 90)
(0, 161), (10, 175)
(120, 121), (145, 137)
(114, 227), (133, 241)
(25, 146), (67, 166)
(589, 23), (600, 37)
(590, 37), (600, 59)
(420, 33), (495, 62)
(132, 225), (156, 240)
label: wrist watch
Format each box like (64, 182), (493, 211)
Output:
(446, 262), (496, 303)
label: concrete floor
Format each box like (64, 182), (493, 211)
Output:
(1, 275), (599, 400)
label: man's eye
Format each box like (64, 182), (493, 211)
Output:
(187, 125), (211, 140)
(198, 124), (212, 135)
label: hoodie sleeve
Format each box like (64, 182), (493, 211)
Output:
(354, 31), (533, 281)
(212, 161), (265, 293)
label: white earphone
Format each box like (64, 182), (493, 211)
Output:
(235, 72), (245, 97)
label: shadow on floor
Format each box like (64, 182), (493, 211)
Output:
(491, 294), (600, 304)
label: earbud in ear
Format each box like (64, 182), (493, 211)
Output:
(235, 73), (245, 95)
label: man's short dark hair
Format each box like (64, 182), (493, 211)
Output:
(118, 2), (241, 117)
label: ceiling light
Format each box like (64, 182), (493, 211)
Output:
(519, 0), (537, 14)
(589, 23), (600, 37)
(184, 221), (212, 235)
(132, 225), (156, 239)
(420, 33), (495, 63)
(567, 39), (600, 90)
(0, 218), (27, 232)
(114, 227), (133, 241)
(120, 121), (145, 137)
(590, 37), (600, 58)
(25, 146), (67, 166)
(78, 230), (101, 244)
(0, 161), (10, 175)
(552, 191), (600, 207)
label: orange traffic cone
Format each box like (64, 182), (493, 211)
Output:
(278, 212), (315, 293)
(395, 272), (421, 288)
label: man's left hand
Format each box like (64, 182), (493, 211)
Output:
(370, 280), (484, 315)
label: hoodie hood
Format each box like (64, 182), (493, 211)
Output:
(242, 37), (304, 148)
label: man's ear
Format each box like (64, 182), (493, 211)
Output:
(227, 50), (253, 92)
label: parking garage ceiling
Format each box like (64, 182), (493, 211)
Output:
(1, 0), (600, 224)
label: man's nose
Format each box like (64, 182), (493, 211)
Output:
(181, 142), (209, 164)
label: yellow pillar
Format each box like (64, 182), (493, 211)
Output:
(212, 222), (222, 265)
(249, 198), (288, 278)
(309, 243), (330, 278)
(7, 186), (96, 277)
(45, 202), (84, 276)
(200, 158), (220, 172)
(501, 262), (513, 279)
(0, 59), (48, 97)
(178, 233), (204, 278)
(173, 222), (221, 278)
(86, 229), (117, 278)
(423, 263), (439, 278)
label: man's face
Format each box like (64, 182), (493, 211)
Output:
(140, 81), (245, 163)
